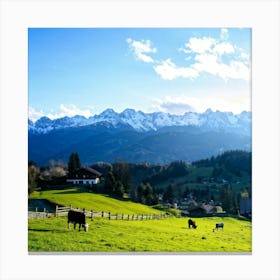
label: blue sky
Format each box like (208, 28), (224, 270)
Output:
(28, 28), (251, 121)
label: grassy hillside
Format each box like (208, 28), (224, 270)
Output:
(28, 216), (251, 252)
(29, 188), (163, 215)
(28, 187), (251, 252)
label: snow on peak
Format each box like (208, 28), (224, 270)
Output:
(29, 108), (251, 134)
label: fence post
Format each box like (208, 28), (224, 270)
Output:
(127, 215), (130, 220)
(132, 214), (134, 220)
(101, 211), (104, 218)
(116, 213), (118, 220)
(142, 214), (144, 220)
(108, 212), (111, 220)
(43, 208), (46, 219)
(122, 214), (124, 220)
(91, 210), (93, 221)
(70, 204), (72, 210)
(55, 205), (58, 217)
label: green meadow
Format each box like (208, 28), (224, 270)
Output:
(29, 189), (251, 253)
(28, 216), (251, 252)
(29, 188), (163, 215)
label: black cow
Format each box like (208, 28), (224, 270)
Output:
(68, 210), (89, 232)
(213, 222), (224, 231)
(188, 219), (197, 229)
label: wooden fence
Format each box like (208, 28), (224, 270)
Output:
(28, 204), (167, 221)
(28, 207), (51, 219)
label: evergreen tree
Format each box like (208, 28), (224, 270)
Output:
(104, 168), (116, 194)
(163, 184), (175, 203)
(115, 180), (125, 197)
(137, 183), (146, 204)
(68, 152), (81, 177)
(112, 159), (131, 193)
(219, 185), (236, 214)
(143, 183), (154, 205)
(137, 182), (156, 205)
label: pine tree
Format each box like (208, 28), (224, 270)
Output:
(219, 185), (236, 214)
(163, 184), (174, 203)
(115, 180), (125, 197)
(104, 168), (116, 194)
(143, 183), (154, 205)
(112, 159), (131, 193)
(68, 152), (81, 177)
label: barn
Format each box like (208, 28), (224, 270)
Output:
(67, 166), (102, 185)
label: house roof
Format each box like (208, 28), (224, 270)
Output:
(81, 166), (102, 177)
(187, 203), (215, 213)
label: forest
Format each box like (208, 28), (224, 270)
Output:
(28, 150), (252, 215)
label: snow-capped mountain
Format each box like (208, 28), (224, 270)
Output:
(28, 108), (252, 165)
(28, 108), (251, 135)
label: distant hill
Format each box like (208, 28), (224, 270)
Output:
(140, 150), (252, 187)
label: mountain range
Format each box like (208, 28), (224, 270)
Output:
(28, 108), (252, 166)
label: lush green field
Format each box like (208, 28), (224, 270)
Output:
(29, 188), (163, 215)
(28, 216), (251, 252)
(29, 188), (251, 252)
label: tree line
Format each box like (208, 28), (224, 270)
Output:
(28, 150), (252, 214)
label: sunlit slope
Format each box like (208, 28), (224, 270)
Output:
(29, 188), (163, 215)
(28, 216), (252, 252)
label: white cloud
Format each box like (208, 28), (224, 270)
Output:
(213, 42), (235, 55)
(29, 104), (94, 122)
(183, 37), (216, 54)
(149, 89), (251, 115)
(29, 107), (45, 122)
(220, 28), (229, 40)
(127, 30), (250, 82)
(240, 52), (249, 60)
(149, 95), (199, 115)
(51, 104), (93, 119)
(126, 38), (157, 63)
(192, 53), (220, 76)
(192, 53), (250, 81)
(155, 29), (250, 82)
(160, 102), (194, 115)
(153, 59), (199, 80)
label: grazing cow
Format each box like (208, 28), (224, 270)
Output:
(188, 219), (197, 229)
(68, 210), (89, 232)
(213, 222), (224, 231)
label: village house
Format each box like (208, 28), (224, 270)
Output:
(66, 166), (102, 185)
(179, 199), (224, 216)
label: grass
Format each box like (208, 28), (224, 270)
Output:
(28, 188), (251, 252)
(28, 216), (251, 252)
(29, 188), (163, 215)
